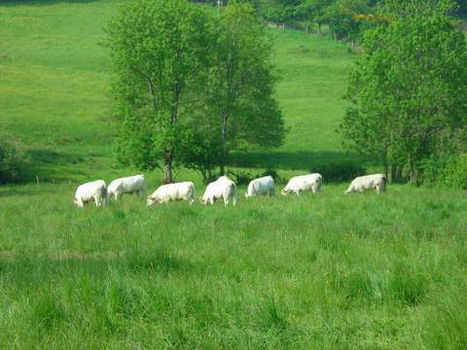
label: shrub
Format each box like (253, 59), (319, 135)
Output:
(420, 154), (467, 190)
(260, 167), (286, 185)
(0, 135), (26, 184)
(312, 161), (365, 182)
(228, 170), (254, 185)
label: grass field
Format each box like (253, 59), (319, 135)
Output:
(0, 0), (356, 181)
(1, 0), (466, 348)
(1, 183), (466, 348)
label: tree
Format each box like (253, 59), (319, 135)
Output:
(296, 0), (333, 34)
(206, 2), (285, 175)
(324, 0), (373, 43)
(106, 0), (212, 183)
(341, 0), (467, 183)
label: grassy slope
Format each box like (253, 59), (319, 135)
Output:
(1, 1), (466, 348)
(0, 0), (356, 182)
(0, 0), (123, 181)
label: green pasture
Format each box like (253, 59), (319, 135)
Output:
(0, 0), (357, 182)
(1, 183), (466, 348)
(1, 1), (466, 348)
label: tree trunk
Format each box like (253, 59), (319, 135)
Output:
(383, 159), (388, 180)
(396, 166), (403, 183)
(391, 164), (404, 183)
(408, 156), (417, 184)
(317, 22), (321, 35)
(220, 113), (227, 176)
(391, 165), (397, 183)
(163, 150), (173, 184)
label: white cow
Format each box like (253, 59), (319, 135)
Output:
(108, 174), (146, 201)
(281, 173), (322, 196)
(147, 181), (195, 206)
(74, 180), (107, 207)
(201, 176), (237, 206)
(345, 174), (386, 194)
(245, 175), (275, 198)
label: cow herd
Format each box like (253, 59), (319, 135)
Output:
(73, 173), (387, 208)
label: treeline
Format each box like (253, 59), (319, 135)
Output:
(194, 0), (467, 44)
(341, 0), (466, 187)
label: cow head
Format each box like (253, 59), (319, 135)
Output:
(146, 196), (157, 206)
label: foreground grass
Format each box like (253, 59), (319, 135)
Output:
(1, 184), (466, 348)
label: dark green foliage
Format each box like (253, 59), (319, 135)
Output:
(312, 160), (364, 181)
(341, 0), (467, 183)
(323, 0), (375, 42)
(207, 2), (285, 174)
(420, 154), (467, 190)
(260, 168), (286, 184)
(228, 170), (255, 185)
(178, 135), (223, 183)
(106, 0), (284, 181)
(106, 0), (213, 183)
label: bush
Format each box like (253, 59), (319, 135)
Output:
(0, 135), (26, 184)
(312, 161), (365, 182)
(420, 154), (467, 190)
(228, 170), (254, 185)
(260, 168), (287, 185)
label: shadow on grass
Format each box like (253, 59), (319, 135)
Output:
(23, 148), (88, 182)
(27, 148), (84, 165)
(230, 151), (366, 170)
(0, 249), (195, 279)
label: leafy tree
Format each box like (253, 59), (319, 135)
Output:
(106, 0), (212, 183)
(324, 0), (374, 43)
(206, 2), (285, 175)
(341, 0), (467, 183)
(296, 0), (333, 34)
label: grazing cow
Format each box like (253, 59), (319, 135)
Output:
(245, 175), (275, 198)
(201, 176), (237, 206)
(281, 173), (322, 196)
(345, 174), (386, 194)
(74, 180), (107, 207)
(147, 181), (195, 206)
(108, 174), (146, 201)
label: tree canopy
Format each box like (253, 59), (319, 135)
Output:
(106, 0), (284, 182)
(341, 0), (466, 183)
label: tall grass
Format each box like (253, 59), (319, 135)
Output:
(1, 0), (466, 347)
(0, 183), (466, 347)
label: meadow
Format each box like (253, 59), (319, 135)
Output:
(1, 182), (466, 348)
(1, 0), (466, 348)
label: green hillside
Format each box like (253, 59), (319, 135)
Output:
(0, 0), (356, 182)
(1, 1), (466, 348)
